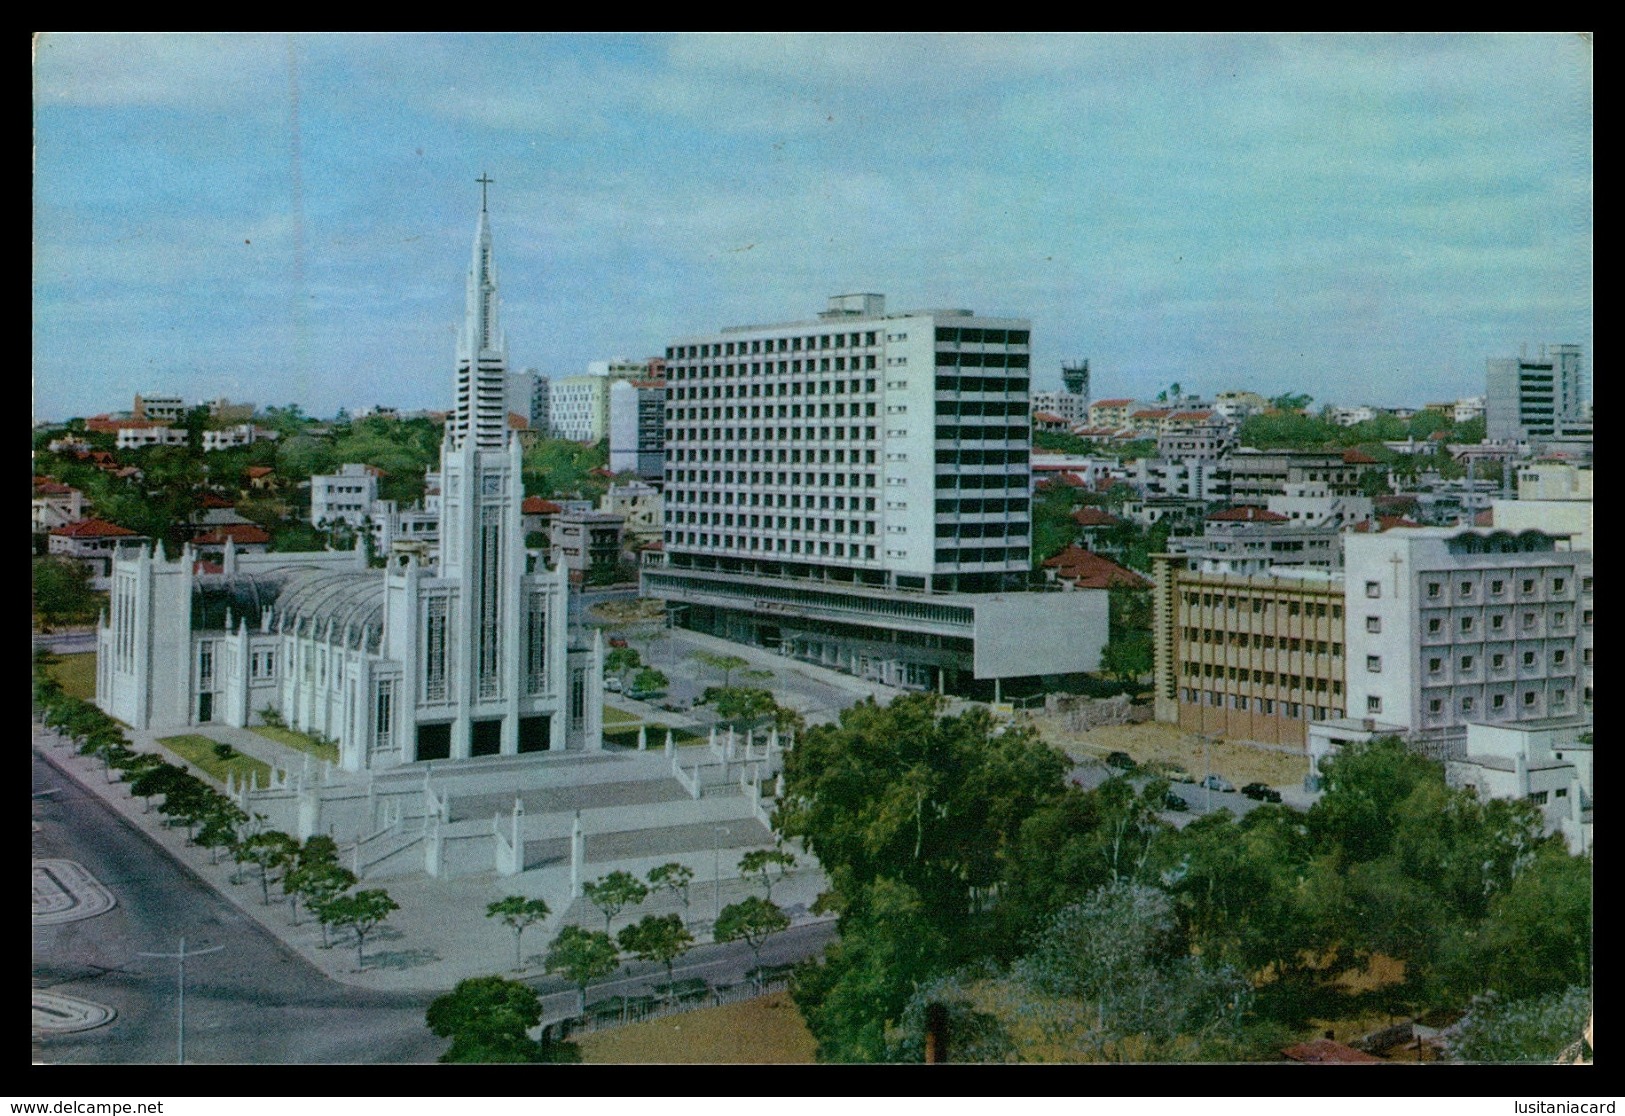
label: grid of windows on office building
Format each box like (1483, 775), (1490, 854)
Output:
(660, 319), (1032, 574)
(1175, 587), (1346, 722)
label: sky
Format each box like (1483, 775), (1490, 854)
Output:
(32, 32), (1592, 422)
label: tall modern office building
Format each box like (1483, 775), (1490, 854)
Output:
(643, 293), (1110, 694)
(1485, 343), (1587, 444)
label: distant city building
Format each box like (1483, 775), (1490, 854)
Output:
(1213, 391), (1268, 422)
(1031, 359), (1090, 425)
(1486, 343), (1587, 445)
(115, 424), (189, 450)
(1218, 449), (1362, 504)
(1088, 398), (1141, 430)
(608, 377), (667, 480)
(1164, 506), (1343, 576)
(1490, 461), (1593, 551)
(49, 518), (148, 590)
(133, 394), (186, 423)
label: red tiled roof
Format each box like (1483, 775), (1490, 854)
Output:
(1207, 506), (1289, 523)
(33, 481), (76, 496)
(1166, 410), (1214, 421)
(193, 523), (272, 545)
(1032, 411), (1067, 424)
(1342, 449), (1379, 465)
(1071, 507), (1122, 527)
(1042, 546), (1151, 590)
(51, 517), (137, 538)
(521, 496), (563, 515)
(1281, 1039), (1384, 1065)
(507, 412), (530, 430)
(193, 560), (225, 575)
(1092, 398), (1135, 408)
(1130, 408), (1172, 420)
(199, 492), (235, 508)
(640, 539), (665, 551)
(245, 466), (275, 478)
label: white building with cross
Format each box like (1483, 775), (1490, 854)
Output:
(97, 182), (604, 769)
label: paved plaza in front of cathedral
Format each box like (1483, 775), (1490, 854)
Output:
(34, 713), (830, 995)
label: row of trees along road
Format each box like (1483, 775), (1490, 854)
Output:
(775, 693), (1591, 1062)
(33, 660), (399, 969)
(431, 853), (798, 1062)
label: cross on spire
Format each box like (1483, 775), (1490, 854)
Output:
(476, 172), (494, 212)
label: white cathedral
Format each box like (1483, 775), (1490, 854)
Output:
(97, 184), (605, 768)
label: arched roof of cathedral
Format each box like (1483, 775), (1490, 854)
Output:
(190, 569), (300, 631)
(272, 570), (387, 652)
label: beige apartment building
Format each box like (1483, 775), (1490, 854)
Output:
(1152, 553), (1348, 748)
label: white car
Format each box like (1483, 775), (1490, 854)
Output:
(604, 676), (623, 692)
(1200, 774), (1235, 793)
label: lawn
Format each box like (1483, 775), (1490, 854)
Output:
(575, 992), (816, 1064)
(601, 706), (642, 728)
(249, 724), (341, 764)
(45, 652), (97, 701)
(157, 734), (274, 786)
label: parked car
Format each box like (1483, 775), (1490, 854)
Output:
(604, 676), (623, 692)
(1200, 774), (1235, 793)
(1105, 751), (1136, 771)
(1151, 762), (1196, 784)
(1162, 790), (1190, 812)
(626, 688), (665, 701)
(1242, 782), (1282, 803)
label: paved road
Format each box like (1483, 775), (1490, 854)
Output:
(33, 739), (839, 1062)
(33, 745), (443, 1064)
(608, 626), (890, 728)
(1067, 760), (1272, 825)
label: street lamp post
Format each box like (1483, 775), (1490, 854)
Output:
(137, 937), (223, 1065)
(713, 826), (731, 926)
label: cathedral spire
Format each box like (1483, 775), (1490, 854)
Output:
(451, 173), (509, 451)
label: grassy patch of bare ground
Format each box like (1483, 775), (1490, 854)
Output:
(575, 992), (816, 1064)
(45, 651), (98, 701)
(1029, 715), (1310, 789)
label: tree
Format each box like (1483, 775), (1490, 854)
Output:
(426, 976), (545, 1063)
(1268, 392), (1313, 414)
(297, 862), (359, 947)
(128, 761), (191, 816)
(32, 555), (101, 628)
(195, 797), (249, 865)
(545, 925), (621, 1015)
(1451, 986), (1591, 1064)
(322, 889), (399, 970)
(617, 914), (694, 1001)
(605, 647), (641, 684)
(714, 896), (790, 976)
(630, 667), (668, 695)
(646, 862), (694, 912)
(709, 686), (778, 729)
(583, 870), (649, 934)
(486, 896), (552, 969)
(235, 831), (300, 905)
(738, 848), (797, 902)
(692, 651), (750, 689)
